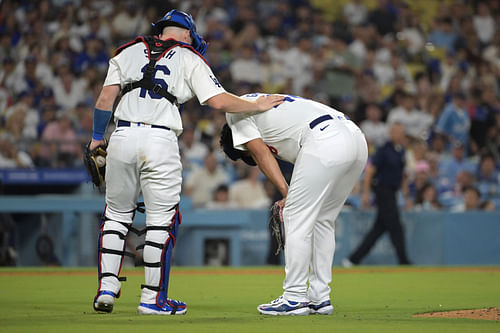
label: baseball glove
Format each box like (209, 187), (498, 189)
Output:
(269, 201), (285, 255)
(83, 141), (107, 187)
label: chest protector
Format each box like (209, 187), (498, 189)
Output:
(115, 36), (205, 107)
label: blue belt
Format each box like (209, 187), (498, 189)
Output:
(309, 115), (333, 129)
(117, 120), (170, 131)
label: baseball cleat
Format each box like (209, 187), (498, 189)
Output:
(309, 300), (334, 315)
(257, 295), (310, 316)
(93, 291), (116, 313)
(137, 299), (187, 315)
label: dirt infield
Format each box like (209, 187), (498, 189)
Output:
(414, 307), (500, 321)
(1, 266), (500, 276)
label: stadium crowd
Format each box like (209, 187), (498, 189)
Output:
(0, 0), (499, 212)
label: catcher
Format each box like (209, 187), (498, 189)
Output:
(86, 10), (283, 316)
(221, 93), (368, 316)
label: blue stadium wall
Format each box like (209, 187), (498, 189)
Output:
(3, 195), (499, 267)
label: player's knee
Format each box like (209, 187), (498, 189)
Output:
(104, 206), (134, 225)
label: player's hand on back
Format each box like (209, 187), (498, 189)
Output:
(256, 94), (284, 111)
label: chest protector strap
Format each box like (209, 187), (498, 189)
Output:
(117, 36), (185, 106)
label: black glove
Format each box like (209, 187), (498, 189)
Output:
(269, 201), (285, 255)
(83, 141), (107, 187)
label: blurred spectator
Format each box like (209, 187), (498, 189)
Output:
(39, 114), (81, 168)
(205, 184), (238, 210)
(476, 153), (500, 207)
(325, 32), (361, 104)
(451, 185), (495, 212)
(428, 17), (458, 51)
(360, 103), (388, 149)
(406, 140), (430, 180)
(0, 134), (33, 168)
(0, 58), (16, 92)
(367, 0), (397, 37)
(482, 33), (500, 71)
(229, 43), (264, 85)
(343, 0), (367, 26)
(469, 87), (500, 152)
(111, 3), (148, 41)
(53, 65), (87, 112)
(437, 142), (476, 193)
(73, 37), (109, 74)
(267, 34), (293, 91)
(284, 35), (313, 95)
(387, 91), (433, 141)
(3, 91), (39, 142)
(407, 161), (432, 203)
(440, 169), (476, 208)
(229, 166), (270, 209)
(472, 2), (495, 45)
(414, 183), (443, 211)
(184, 151), (230, 208)
(398, 14), (425, 57)
(179, 127), (209, 168)
(435, 92), (470, 149)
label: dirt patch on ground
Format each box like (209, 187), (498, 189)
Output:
(414, 307), (500, 321)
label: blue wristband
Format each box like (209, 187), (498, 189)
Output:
(92, 108), (112, 140)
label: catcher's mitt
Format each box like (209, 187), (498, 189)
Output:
(269, 201), (285, 255)
(83, 141), (107, 187)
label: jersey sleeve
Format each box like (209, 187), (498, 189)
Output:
(103, 57), (121, 86)
(185, 55), (226, 105)
(227, 115), (261, 151)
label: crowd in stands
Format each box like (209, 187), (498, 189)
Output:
(0, 0), (499, 212)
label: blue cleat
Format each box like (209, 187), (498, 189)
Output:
(93, 290), (116, 313)
(309, 300), (334, 315)
(257, 295), (310, 316)
(137, 299), (187, 315)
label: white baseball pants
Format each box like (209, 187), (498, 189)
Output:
(282, 118), (368, 303)
(98, 125), (182, 304)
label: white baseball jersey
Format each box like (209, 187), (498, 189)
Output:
(104, 41), (225, 135)
(226, 93), (350, 163)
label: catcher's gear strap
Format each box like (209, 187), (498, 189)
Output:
(101, 247), (136, 258)
(117, 36), (206, 106)
(102, 230), (126, 240)
(100, 272), (127, 282)
(136, 240), (165, 250)
(141, 284), (161, 292)
(143, 261), (162, 267)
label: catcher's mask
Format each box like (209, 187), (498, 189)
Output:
(152, 9), (208, 55)
(220, 123), (257, 166)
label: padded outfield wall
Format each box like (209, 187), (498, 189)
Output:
(2, 195), (499, 267)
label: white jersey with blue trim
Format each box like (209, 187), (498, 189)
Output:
(226, 93), (350, 164)
(103, 42), (225, 136)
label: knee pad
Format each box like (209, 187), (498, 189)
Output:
(140, 205), (181, 307)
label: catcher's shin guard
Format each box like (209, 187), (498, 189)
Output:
(140, 205), (181, 307)
(93, 210), (135, 309)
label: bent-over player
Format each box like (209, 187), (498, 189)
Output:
(221, 93), (367, 315)
(89, 10), (283, 315)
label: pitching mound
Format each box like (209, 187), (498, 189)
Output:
(414, 307), (500, 321)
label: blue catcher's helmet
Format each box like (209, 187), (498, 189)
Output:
(152, 9), (208, 55)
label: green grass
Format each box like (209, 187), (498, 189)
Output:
(0, 266), (499, 332)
